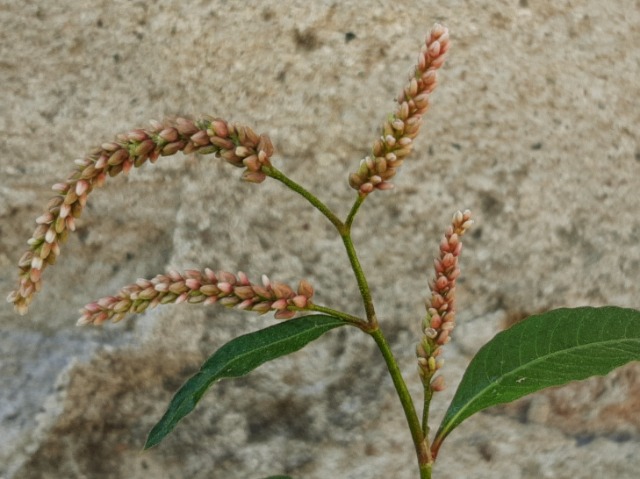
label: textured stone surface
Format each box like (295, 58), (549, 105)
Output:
(1, 1), (639, 478)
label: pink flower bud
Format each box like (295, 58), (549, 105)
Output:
(161, 141), (185, 156)
(258, 134), (274, 157)
(44, 228), (57, 244)
(127, 129), (149, 142)
(428, 40), (441, 58)
(190, 130), (210, 146)
(435, 276), (449, 291)
(107, 149), (128, 166)
(219, 297), (239, 307)
(360, 183), (374, 194)
(274, 309), (296, 320)
(205, 268), (217, 282)
(430, 55), (446, 69)
(271, 282), (294, 299)
(199, 285), (220, 296)
(271, 298), (288, 310)
(51, 183), (69, 193)
(218, 271), (237, 284)
(175, 292), (189, 304)
(235, 146), (251, 158)
(159, 128), (179, 142)
(242, 155), (260, 172)
(251, 302), (272, 314)
(251, 285), (272, 299)
(175, 117), (198, 136)
(168, 281), (187, 294)
(431, 375), (446, 392)
(234, 286), (255, 300)
(154, 282), (170, 292)
(291, 295), (308, 308)
(297, 279), (314, 298)
(134, 139), (156, 157)
(101, 142), (120, 152)
(211, 119), (228, 137)
(209, 136), (235, 150)
(122, 159), (133, 174)
(237, 299), (254, 310)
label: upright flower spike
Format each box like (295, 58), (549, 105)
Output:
(76, 269), (315, 326)
(349, 23), (450, 194)
(417, 210), (472, 392)
(7, 117), (275, 315)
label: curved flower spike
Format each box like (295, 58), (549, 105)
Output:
(8, 117), (275, 315)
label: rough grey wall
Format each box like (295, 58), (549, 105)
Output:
(1, 1), (639, 478)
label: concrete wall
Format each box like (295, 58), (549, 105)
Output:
(1, 1), (639, 478)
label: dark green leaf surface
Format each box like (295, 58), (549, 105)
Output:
(145, 315), (346, 449)
(434, 307), (640, 449)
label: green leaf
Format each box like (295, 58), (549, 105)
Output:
(145, 315), (346, 449)
(433, 306), (640, 453)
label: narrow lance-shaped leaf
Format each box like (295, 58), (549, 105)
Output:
(433, 306), (640, 457)
(145, 314), (347, 449)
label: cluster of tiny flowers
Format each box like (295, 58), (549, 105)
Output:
(349, 23), (450, 194)
(7, 117), (274, 315)
(76, 269), (315, 326)
(417, 210), (472, 391)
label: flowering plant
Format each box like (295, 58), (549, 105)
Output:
(8, 23), (640, 479)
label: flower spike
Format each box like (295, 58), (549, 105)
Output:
(417, 210), (472, 391)
(77, 269), (314, 326)
(349, 23), (450, 194)
(8, 117), (275, 314)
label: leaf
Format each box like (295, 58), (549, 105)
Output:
(260, 476), (293, 479)
(145, 315), (347, 449)
(433, 306), (640, 454)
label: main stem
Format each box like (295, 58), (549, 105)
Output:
(263, 166), (431, 476)
(339, 229), (377, 324)
(370, 328), (432, 478)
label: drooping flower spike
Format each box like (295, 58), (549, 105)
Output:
(8, 117), (274, 314)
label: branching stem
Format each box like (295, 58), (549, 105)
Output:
(262, 165), (343, 231)
(305, 303), (366, 327)
(264, 164), (431, 476)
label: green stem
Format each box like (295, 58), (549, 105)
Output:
(345, 193), (366, 229)
(262, 165), (343, 231)
(370, 328), (431, 477)
(340, 231), (377, 324)
(305, 303), (366, 327)
(262, 166), (431, 475)
(422, 384), (433, 438)
(263, 165), (376, 324)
